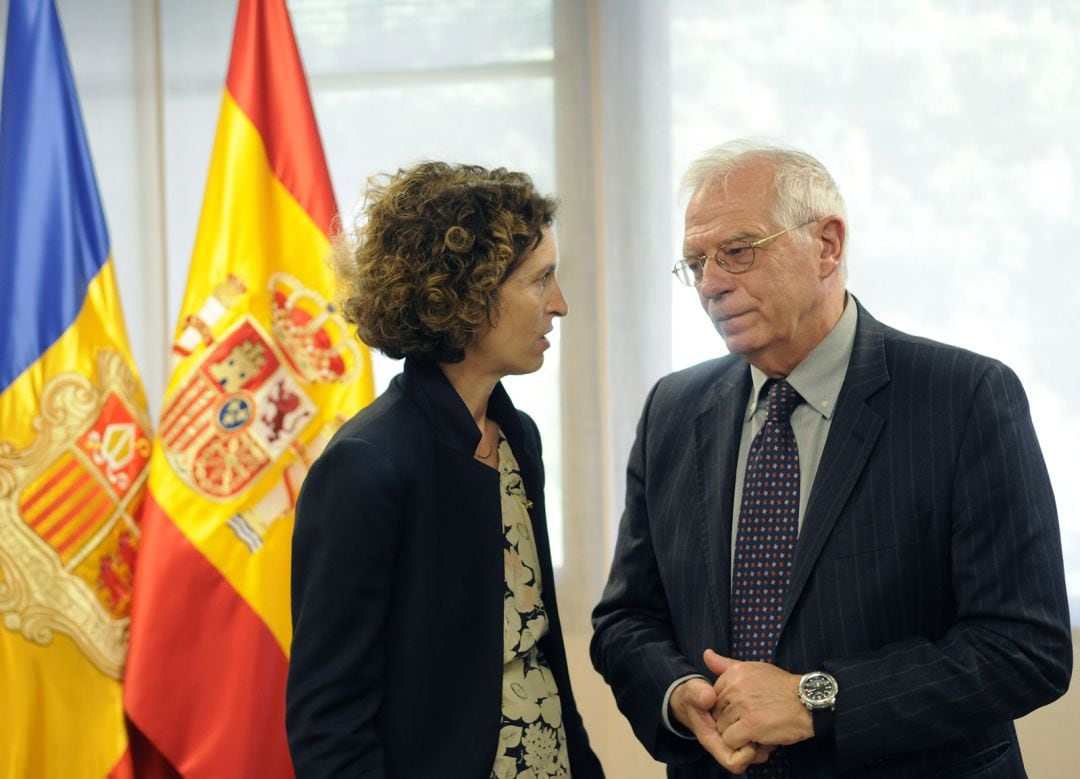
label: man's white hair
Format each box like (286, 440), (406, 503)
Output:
(681, 140), (848, 268)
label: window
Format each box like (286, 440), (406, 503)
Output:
(670, 0), (1080, 621)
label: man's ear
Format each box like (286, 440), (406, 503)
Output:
(817, 216), (845, 279)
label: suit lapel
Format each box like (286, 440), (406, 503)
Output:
(782, 307), (891, 624)
(695, 362), (751, 651)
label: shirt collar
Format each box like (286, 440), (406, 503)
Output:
(744, 293), (858, 421)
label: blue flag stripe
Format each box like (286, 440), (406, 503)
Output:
(0, 0), (110, 394)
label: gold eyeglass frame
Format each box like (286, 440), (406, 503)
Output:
(672, 218), (819, 286)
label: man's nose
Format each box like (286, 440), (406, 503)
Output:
(696, 256), (737, 297)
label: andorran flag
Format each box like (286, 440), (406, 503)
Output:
(0, 0), (150, 777)
(122, 0), (374, 776)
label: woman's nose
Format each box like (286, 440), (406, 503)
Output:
(549, 277), (568, 316)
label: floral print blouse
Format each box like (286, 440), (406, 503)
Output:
(490, 434), (570, 779)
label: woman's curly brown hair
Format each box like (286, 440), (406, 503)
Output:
(333, 161), (557, 363)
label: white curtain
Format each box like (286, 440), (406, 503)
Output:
(553, 0), (673, 633)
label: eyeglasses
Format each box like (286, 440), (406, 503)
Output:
(672, 218), (818, 287)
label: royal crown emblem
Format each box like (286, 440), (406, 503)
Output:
(269, 272), (362, 385)
(0, 351), (151, 678)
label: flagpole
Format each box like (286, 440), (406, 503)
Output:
(132, 0), (171, 420)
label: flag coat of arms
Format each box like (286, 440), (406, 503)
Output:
(122, 0), (374, 776)
(1, 0), (150, 776)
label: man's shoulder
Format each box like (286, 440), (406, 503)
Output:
(874, 319), (1002, 366)
(659, 353), (744, 393)
(858, 310), (1015, 391)
(643, 354), (747, 419)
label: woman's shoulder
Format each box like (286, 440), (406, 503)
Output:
(319, 387), (427, 469)
(295, 391), (420, 526)
(333, 385), (414, 442)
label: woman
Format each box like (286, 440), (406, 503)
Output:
(286, 162), (603, 779)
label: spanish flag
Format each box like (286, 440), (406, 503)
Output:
(0, 0), (150, 776)
(122, 0), (374, 775)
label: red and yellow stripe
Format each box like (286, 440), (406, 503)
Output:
(123, 1), (372, 776)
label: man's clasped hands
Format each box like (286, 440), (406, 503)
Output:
(670, 649), (817, 775)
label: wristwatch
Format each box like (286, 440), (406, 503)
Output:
(797, 671), (838, 711)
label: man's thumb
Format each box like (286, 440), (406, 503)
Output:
(703, 647), (733, 677)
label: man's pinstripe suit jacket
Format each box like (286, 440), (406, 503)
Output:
(591, 300), (1072, 778)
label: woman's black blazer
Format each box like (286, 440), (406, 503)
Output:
(286, 358), (603, 778)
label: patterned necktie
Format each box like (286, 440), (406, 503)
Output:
(730, 381), (802, 778)
(731, 380), (802, 663)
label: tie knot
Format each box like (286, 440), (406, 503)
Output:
(765, 380), (802, 422)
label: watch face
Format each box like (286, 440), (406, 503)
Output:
(801, 672), (836, 705)
(803, 674), (833, 700)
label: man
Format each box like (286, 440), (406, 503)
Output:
(590, 140), (1072, 777)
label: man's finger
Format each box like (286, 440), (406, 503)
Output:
(751, 745), (776, 765)
(691, 722), (757, 776)
(703, 648), (734, 678)
(673, 678), (761, 774)
(722, 718), (754, 751)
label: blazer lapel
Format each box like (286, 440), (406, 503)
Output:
(783, 305), (891, 623)
(696, 361), (751, 651)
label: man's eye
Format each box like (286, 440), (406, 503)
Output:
(721, 242), (753, 263)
